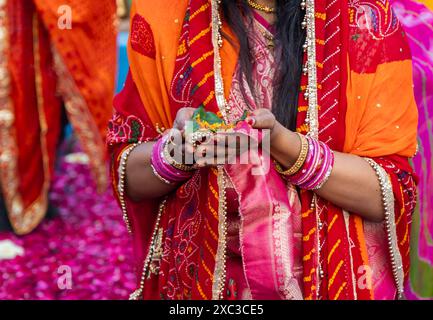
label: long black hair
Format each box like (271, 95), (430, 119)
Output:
(221, 0), (306, 131)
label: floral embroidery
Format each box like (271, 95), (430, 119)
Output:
(349, 0), (400, 40)
(130, 14), (156, 59)
(107, 113), (147, 145)
(148, 228), (164, 278)
(348, 0), (410, 74)
(159, 173), (206, 300)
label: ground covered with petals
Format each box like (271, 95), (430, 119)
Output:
(0, 153), (136, 300)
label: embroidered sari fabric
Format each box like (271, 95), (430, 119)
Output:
(0, 0), (117, 234)
(108, 0), (418, 300)
(391, 0), (433, 299)
(223, 16), (304, 300)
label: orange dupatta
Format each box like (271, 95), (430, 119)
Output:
(0, 0), (116, 234)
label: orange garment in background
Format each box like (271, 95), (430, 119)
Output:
(0, 0), (117, 235)
(33, 0), (117, 137)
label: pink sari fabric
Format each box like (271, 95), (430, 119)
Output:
(364, 222), (397, 299)
(224, 16), (304, 300)
(224, 14), (396, 300)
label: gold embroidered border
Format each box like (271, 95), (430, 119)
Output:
(32, 14), (51, 233)
(212, 166), (228, 300)
(211, 0), (229, 121)
(210, 1), (229, 300)
(52, 48), (108, 192)
(129, 199), (167, 300)
(117, 143), (142, 233)
(0, 9), (49, 235)
(364, 158), (404, 299)
(342, 210), (359, 299)
(306, 0), (319, 139)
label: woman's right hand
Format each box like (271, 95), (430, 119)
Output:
(126, 108), (197, 200)
(173, 107), (197, 131)
(167, 108), (198, 166)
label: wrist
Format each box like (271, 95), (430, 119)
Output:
(271, 127), (302, 167)
(270, 121), (284, 144)
(287, 131), (302, 163)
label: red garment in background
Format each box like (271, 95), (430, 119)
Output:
(0, 0), (117, 235)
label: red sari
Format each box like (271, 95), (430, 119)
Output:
(0, 0), (117, 234)
(108, 0), (418, 300)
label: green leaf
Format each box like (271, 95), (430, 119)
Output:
(238, 110), (248, 122)
(202, 110), (223, 125)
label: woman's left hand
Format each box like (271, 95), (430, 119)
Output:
(246, 108), (302, 169)
(246, 108), (284, 143)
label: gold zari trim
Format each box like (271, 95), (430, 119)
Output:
(52, 49), (108, 192)
(364, 158), (404, 299)
(212, 166), (228, 300)
(129, 199), (167, 300)
(0, 9), (50, 235)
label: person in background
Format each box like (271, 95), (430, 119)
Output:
(0, 0), (117, 235)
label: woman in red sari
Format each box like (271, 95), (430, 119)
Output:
(0, 0), (117, 234)
(109, 0), (418, 300)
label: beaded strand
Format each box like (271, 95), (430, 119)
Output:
(364, 158), (404, 300)
(130, 199), (167, 300)
(118, 143), (142, 233)
(212, 166), (228, 300)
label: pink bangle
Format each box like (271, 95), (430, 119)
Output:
(313, 151), (334, 190)
(300, 141), (328, 189)
(300, 141), (334, 190)
(151, 136), (193, 184)
(293, 137), (321, 185)
(283, 136), (335, 191)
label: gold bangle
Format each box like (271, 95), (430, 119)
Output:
(275, 133), (309, 176)
(163, 139), (196, 172)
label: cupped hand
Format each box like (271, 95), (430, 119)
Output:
(173, 107), (196, 131)
(167, 107), (197, 166)
(246, 108), (285, 144)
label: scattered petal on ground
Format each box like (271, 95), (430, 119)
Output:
(0, 154), (136, 300)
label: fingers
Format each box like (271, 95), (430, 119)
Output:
(246, 108), (276, 130)
(166, 128), (196, 165)
(171, 107), (276, 168)
(168, 131), (250, 168)
(193, 133), (244, 167)
(173, 107), (197, 130)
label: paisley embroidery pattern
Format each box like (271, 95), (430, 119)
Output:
(107, 113), (147, 145)
(348, 0), (411, 74)
(349, 0), (400, 40)
(169, 15), (194, 109)
(159, 172), (205, 300)
(169, 3), (222, 116)
(226, 20), (276, 124)
(130, 14), (156, 59)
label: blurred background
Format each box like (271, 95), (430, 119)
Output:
(0, 0), (432, 300)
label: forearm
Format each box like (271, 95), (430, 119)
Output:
(125, 142), (179, 201)
(270, 124), (384, 222)
(314, 152), (383, 221)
